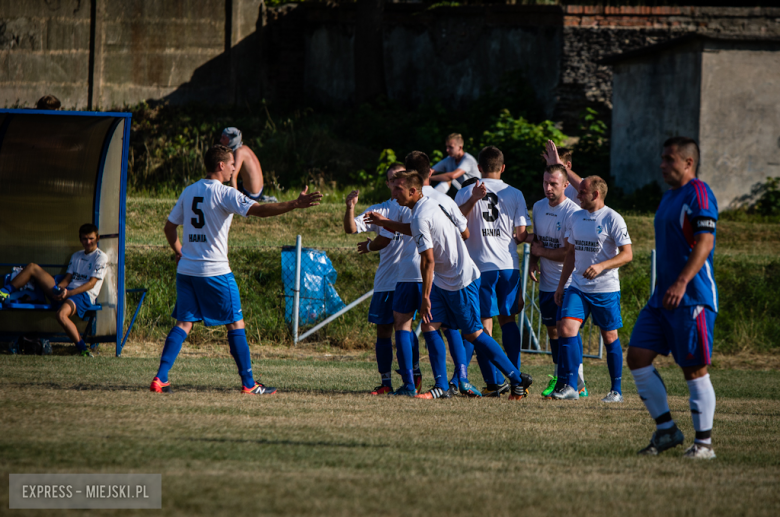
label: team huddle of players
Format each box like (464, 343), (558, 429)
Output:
(345, 134), (631, 403)
(149, 128), (719, 459)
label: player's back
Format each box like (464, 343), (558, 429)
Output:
(454, 178), (529, 272)
(411, 196), (479, 291)
(651, 178), (718, 311)
(169, 179), (255, 277)
(532, 197), (579, 292)
(422, 185), (468, 230)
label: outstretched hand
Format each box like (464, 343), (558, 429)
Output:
(364, 211), (388, 227)
(541, 139), (564, 166)
(345, 189), (359, 209)
(357, 239), (371, 255)
(470, 180), (487, 201)
(295, 186), (323, 209)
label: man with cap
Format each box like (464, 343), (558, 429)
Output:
(221, 127), (278, 203)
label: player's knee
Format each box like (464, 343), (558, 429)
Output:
(602, 329), (619, 344)
(377, 324), (393, 339)
(559, 318), (580, 337)
(626, 346), (651, 370)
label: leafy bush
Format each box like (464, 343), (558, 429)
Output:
(754, 177), (780, 217)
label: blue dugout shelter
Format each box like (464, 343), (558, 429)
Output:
(0, 109), (133, 354)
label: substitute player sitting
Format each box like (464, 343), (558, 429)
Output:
(627, 137), (719, 459)
(553, 176), (632, 402)
(393, 164), (533, 400)
(527, 164), (582, 397)
(150, 145), (322, 395)
(0, 223), (107, 357)
(221, 127), (278, 203)
(455, 146), (530, 397)
(344, 162), (422, 395)
(429, 133), (481, 196)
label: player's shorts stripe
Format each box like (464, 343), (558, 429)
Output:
(696, 310), (710, 365)
(703, 261), (717, 309)
(563, 317), (583, 323)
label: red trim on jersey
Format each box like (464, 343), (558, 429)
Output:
(563, 317), (583, 323)
(697, 311), (711, 365)
(691, 179), (709, 210)
(682, 212), (695, 249)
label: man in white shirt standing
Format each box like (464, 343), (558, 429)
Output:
(344, 162), (422, 395)
(455, 146), (530, 397)
(542, 141), (583, 207)
(553, 176), (633, 402)
(150, 145), (322, 395)
(527, 164), (583, 397)
(429, 133), (481, 196)
(392, 153), (533, 400)
(0, 223), (108, 357)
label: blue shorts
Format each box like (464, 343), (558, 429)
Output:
(630, 305), (715, 367)
(430, 279), (483, 335)
(539, 290), (563, 328)
(393, 282), (422, 315)
(368, 291), (394, 325)
(172, 273), (243, 326)
(479, 269), (521, 318)
(560, 287), (622, 331)
(66, 292), (94, 320)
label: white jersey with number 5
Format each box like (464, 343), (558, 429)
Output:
(454, 178), (529, 272)
(168, 179), (257, 277)
(566, 206), (631, 293)
(531, 197), (580, 292)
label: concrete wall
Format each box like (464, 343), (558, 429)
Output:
(0, 0), (262, 109)
(699, 40), (780, 208)
(610, 41), (702, 194)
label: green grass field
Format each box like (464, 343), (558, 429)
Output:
(2, 355), (779, 516)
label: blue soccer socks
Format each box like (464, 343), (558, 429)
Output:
(156, 326), (188, 383)
(606, 338), (623, 394)
(423, 331), (449, 390)
(443, 328), (468, 383)
(376, 337), (393, 387)
(558, 336), (581, 389)
(475, 348), (503, 385)
(501, 321), (522, 371)
(471, 332), (522, 386)
(395, 330), (415, 390)
(75, 339), (87, 352)
(227, 328), (255, 388)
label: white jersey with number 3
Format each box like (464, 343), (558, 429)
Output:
(454, 178), (529, 272)
(168, 179), (257, 277)
(532, 197), (580, 292)
(566, 206), (631, 293)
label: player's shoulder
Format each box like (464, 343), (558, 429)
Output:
(602, 206), (628, 226)
(532, 198), (547, 213)
(686, 178), (717, 210)
(70, 249), (86, 260)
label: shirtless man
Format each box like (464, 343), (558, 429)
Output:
(220, 127), (278, 203)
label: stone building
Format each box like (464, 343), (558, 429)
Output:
(605, 34), (780, 209)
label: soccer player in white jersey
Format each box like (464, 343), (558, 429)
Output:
(392, 157), (533, 400)
(366, 152), (478, 396)
(454, 146), (529, 397)
(553, 176), (633, 402)
(150, 145), (322, 394)
(627, 137), (719, 459)
(429, 133), (481, 195)
(527, 164), (582, 397)
(343, 162), (422, 395)
(542, 140), (583, 207)
(0, 223), (108, 357)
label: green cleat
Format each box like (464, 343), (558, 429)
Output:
(579, 384), (589, 398)
(542, 375), (557, 398)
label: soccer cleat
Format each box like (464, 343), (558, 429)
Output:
(508, 372), (533, 400)
(448, 382), (460, 397)
(259, 194), (279, 203)
(0, 290), (9, 303)
(414, 371), (423, 392)
(683, 443), (716, 460)
(371, 385), (393, 395)
(79, 350), (93, 358)
(392, 386), (417, 397)
(150, 377), (172, 393)
(601, 390), (623, 403)
(579, 384), (589, 398)
(242, 382), (277, 395)
(541, 375), (558, 397)
(482, 381), (510, 398)
(550, 384), (579, 400)
(458, 380), (483, 398)
(414, 387), (452, 399)
(637, 425), (685, 456)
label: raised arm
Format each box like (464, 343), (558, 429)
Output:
(364, 211), (412, 236)
(343, 190), (359, 234)
(247, 186), (322, 218)
(458, 180), (487, 216)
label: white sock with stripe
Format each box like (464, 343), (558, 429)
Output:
(687, 374), (715, 445)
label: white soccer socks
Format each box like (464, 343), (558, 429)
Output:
(631, 365), (674, 430)
(687, 374), (716, 445)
